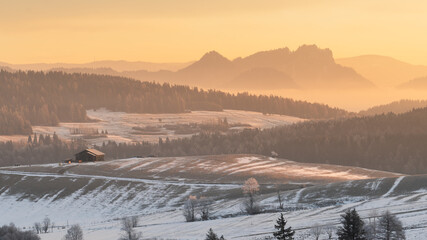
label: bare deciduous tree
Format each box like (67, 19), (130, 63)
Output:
(64, 224), (83, 240)
(277, 188), (284, 210)
(42, 217), (51, 233)
(242, 177), (261, 215)
(199, 196), (212, 221)
(310, 224), (323, 240)
(324, 226), (335, 240)
(131, 216), (139, 228)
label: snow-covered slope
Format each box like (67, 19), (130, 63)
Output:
(4, 174), (425, 240)
(0, 154), (401, 184)
(1, 155), (424, 239)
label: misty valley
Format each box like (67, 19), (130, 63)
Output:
(2, 3), (427, 238)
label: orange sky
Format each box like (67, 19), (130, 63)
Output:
(1, 0), (427, 64)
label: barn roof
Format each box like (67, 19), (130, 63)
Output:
(86, 149), (105, 156)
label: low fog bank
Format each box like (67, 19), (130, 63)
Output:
(225, 88), (427, 112)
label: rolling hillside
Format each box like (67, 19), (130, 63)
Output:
(2, 155), (427, 239)
(0, 154), (400, 226)
(359, 99), (427, 116)
(399, 76), (427, 89)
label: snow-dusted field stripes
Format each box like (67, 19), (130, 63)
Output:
(1, 173), (426, 239)
(0, 109), (304, 145)
(0, 155), (401, 184)
(36, 194), (427, 240)
(1, 155), (424, 239)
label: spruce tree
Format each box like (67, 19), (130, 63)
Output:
(273, 213), (295, 240)
(337, 209), (366, 240)
(205, 228), (219, 240)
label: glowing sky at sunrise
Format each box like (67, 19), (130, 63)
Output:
(1, 0), (427, 64)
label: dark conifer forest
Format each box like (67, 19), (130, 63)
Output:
(0, 70), (348, 135)
(143, 108), (427, 174)
(2, 107), (427, 174)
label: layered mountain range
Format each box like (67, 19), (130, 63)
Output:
(5, 45), (427, 90)
(1, 45), (375, 90)
(336, 55), (427, 89)
(134, 45), (374, 90)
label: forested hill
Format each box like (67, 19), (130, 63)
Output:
(0, 70), (349, 135)
(359, 99), (427, 116)
(4, 107), (427, 173)
(147, 107), (427, 174)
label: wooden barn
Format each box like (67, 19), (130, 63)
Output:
(74, 149), (105, 162)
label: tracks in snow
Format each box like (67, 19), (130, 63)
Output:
(0, 170), (241, 189)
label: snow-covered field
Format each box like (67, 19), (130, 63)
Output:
(35, 191), (427, 240)
(1, 109), (303, 145)
(0, 154), (400, 184)
(1, 155), (422, 239)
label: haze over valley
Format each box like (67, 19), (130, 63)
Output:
(2, 1), (427, 240)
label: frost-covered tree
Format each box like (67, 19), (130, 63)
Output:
(337, 209), (366, 240)
(34, 222), (42, 234)
(183, 195), (198, 222)
(365, 209), (378, 240)
(377, 211), (405, 240)
(119, 218), (142, 240)
(64, 224), (83, 240)
(273, 213), (295, 240)
(242, 177), (261, 214)
(0, 223), (40, 240)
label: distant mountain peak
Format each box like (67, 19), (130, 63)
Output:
(293, 44), (334, 63)
(199, 51), (230, 63)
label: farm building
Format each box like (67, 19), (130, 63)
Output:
(74, 149), (105, 162)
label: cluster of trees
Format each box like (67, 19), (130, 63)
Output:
(0, 70), (348, 134)
(0, 133), (87, 167)
(64, 225), (83, 240)
(0, 223), (40, 240)
(33, 217), (54, 234)
(118, 217), (141, 240)
(183, 195), (212, 222)
(0, 71), (88, 134)
(336, 209), (405, 240)
(261, 208), (404, 240)
(0, 107), (32, 135)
